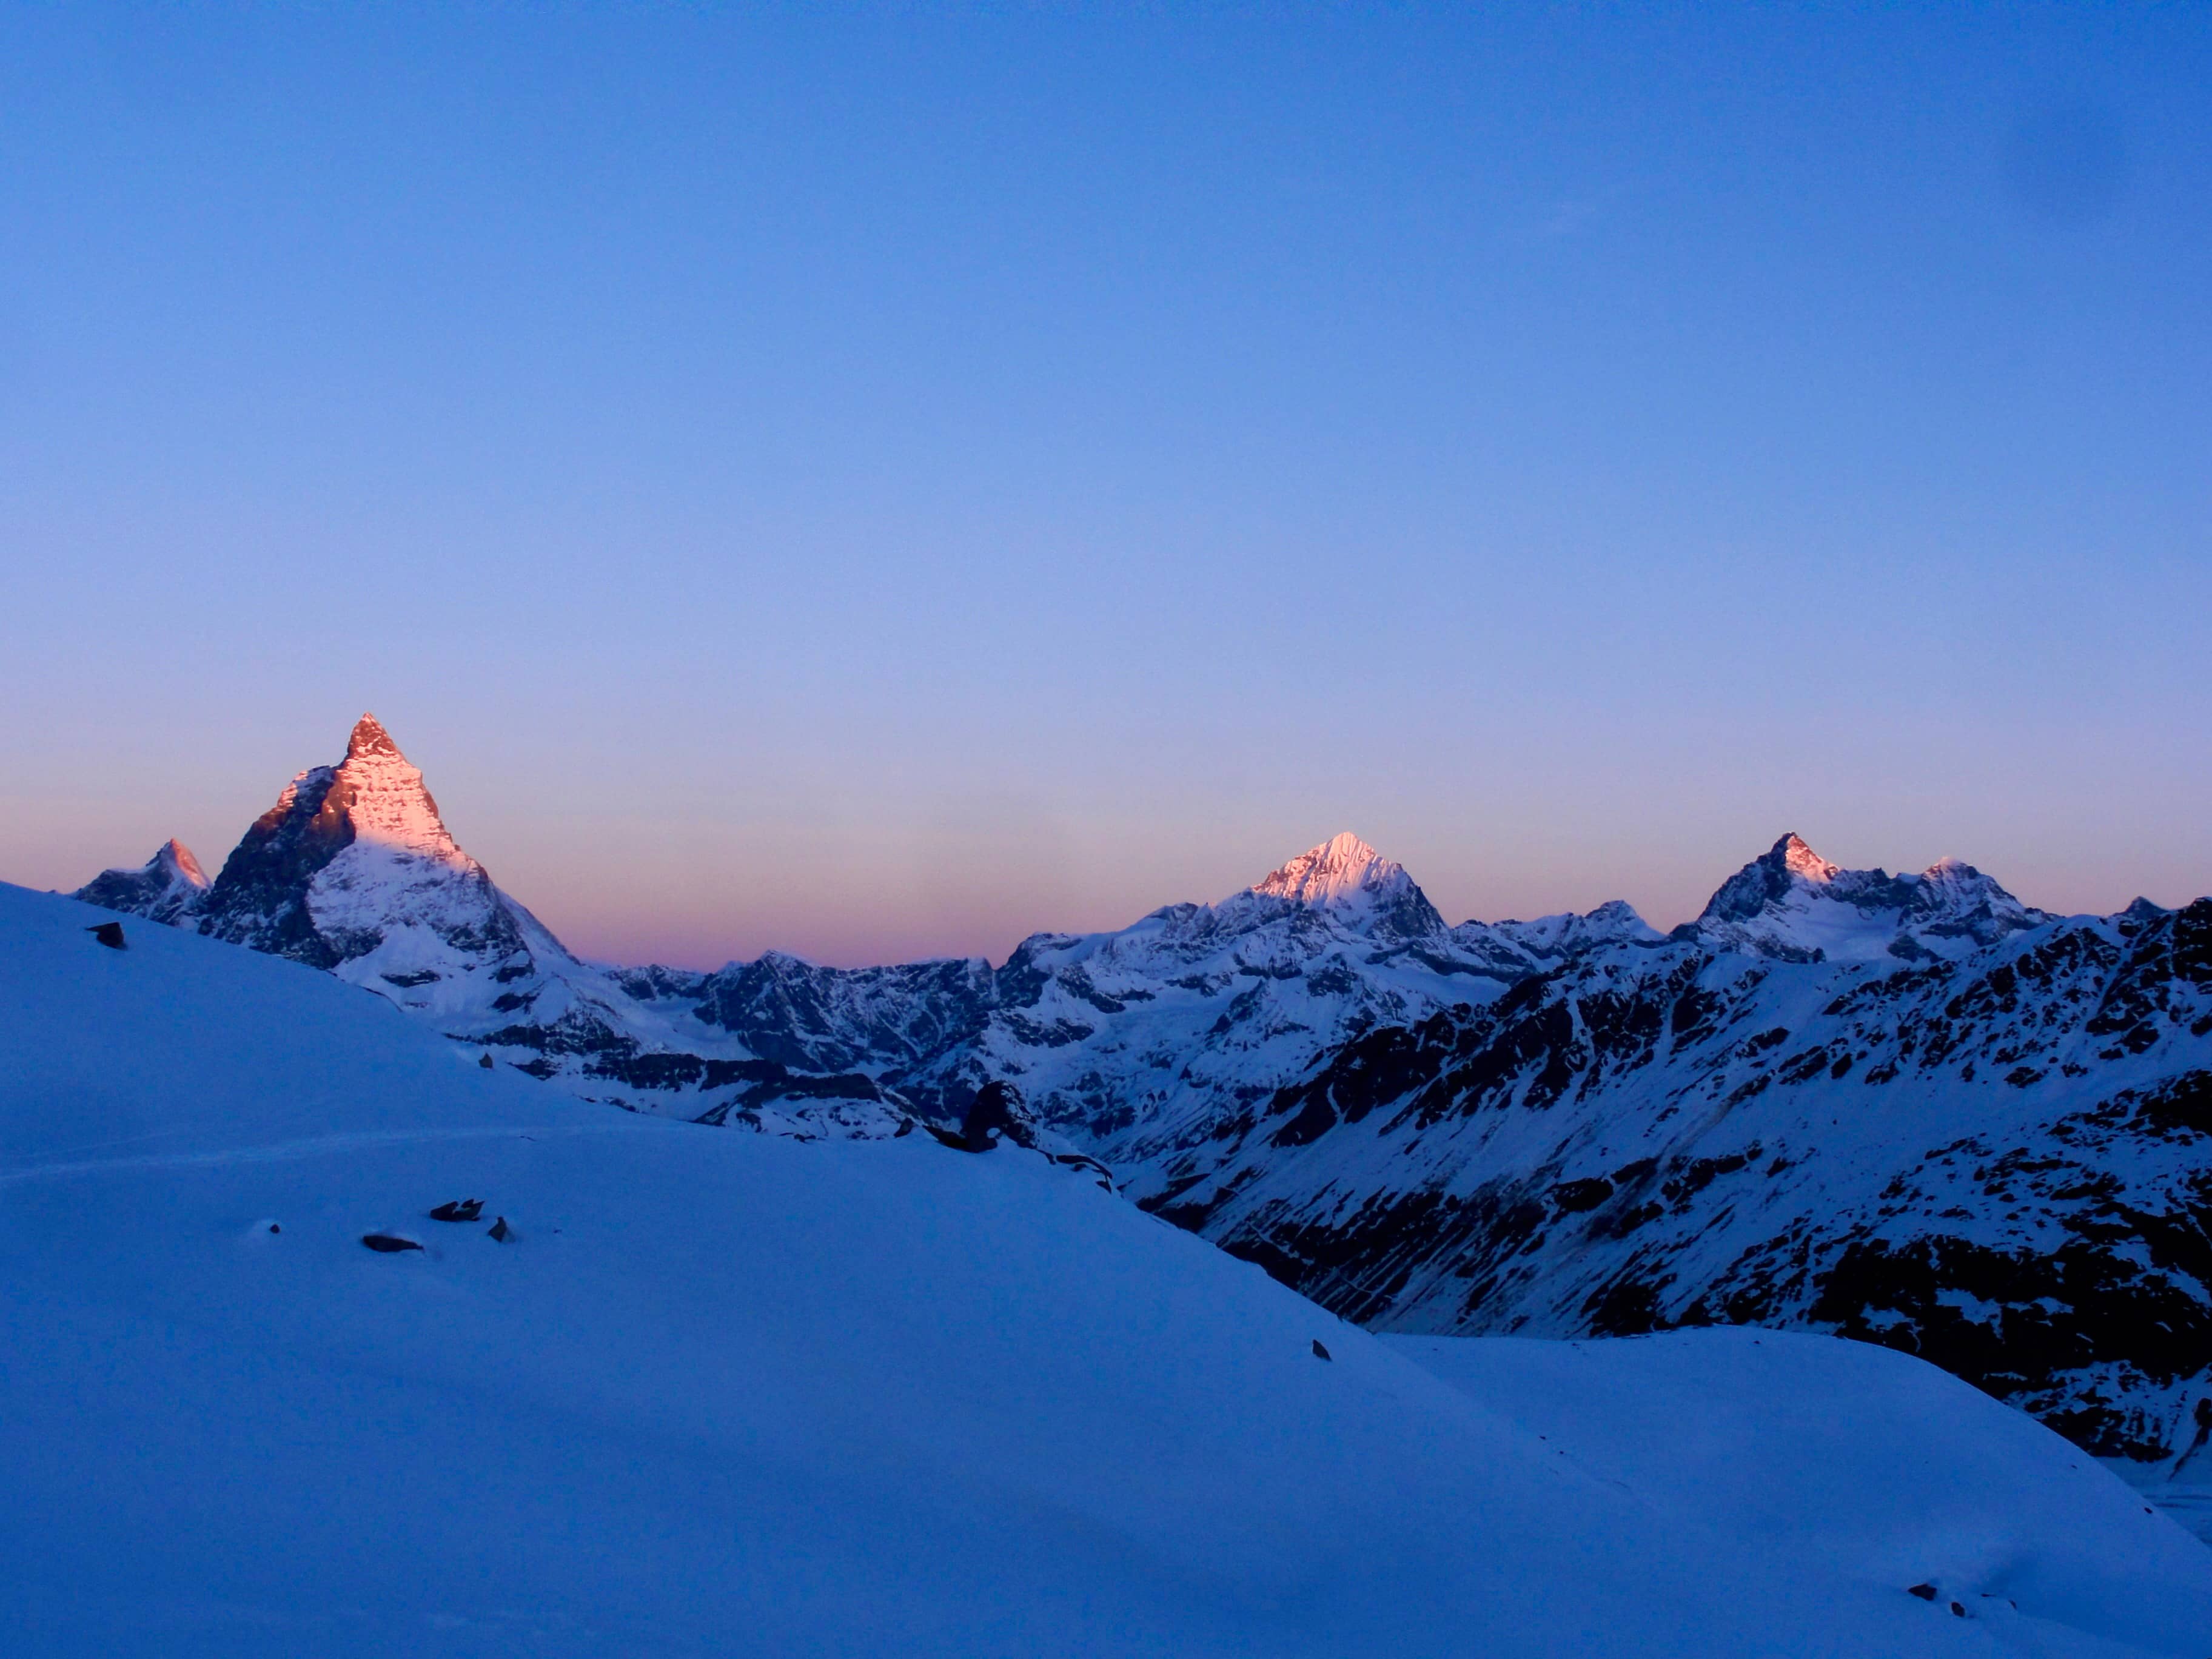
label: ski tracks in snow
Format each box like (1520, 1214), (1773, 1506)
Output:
(0, 1122), (617, 1188)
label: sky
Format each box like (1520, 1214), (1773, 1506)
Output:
(1, 4), (2207, 969)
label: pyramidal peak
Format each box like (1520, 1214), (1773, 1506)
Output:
(156, 838), (209, 889)
(328, 714), (461, 860)
(1252, 832), (1405, 906)
(1775, 833), (1840, 884)
(347, 711), (403, 761)
(74, 836), (213, 925)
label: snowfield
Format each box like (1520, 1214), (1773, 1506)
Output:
(4, 880), (2208, 1657)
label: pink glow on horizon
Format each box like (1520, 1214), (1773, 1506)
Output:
(12, 716), (2208, 974)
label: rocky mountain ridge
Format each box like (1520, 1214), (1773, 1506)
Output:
(1134, 898), (2212, 1464)
(78, 716), (908, 1136)
(1677, 833), (2051, 964)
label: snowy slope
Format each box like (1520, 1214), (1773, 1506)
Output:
(1393, 1329), (2212, 1654)
(4, 880), (2205, 1658)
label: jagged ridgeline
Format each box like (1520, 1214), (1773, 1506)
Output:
(79, 717), (2212, 1464)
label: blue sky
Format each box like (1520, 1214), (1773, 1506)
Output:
(2, 4), (2206, 967)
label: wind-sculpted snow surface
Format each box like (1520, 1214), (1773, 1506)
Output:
(1393, 1329), (2212, 1645)
(5, 880), (2206, 1657)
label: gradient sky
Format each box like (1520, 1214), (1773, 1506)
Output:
(2, 4), (2207, 969)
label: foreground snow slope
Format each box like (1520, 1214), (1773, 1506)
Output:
(4, 883), (2204, 1658)
(1395, 1330), (2212, 1655)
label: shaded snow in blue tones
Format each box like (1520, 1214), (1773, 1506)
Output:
(3, 882), (2206, 1656)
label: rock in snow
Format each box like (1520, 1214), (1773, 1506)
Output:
(4, 878), (2207, 1656)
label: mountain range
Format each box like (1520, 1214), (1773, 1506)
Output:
(76, 714), (2212, 1468)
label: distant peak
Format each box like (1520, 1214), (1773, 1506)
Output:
(1311, 830), (1379, 865)
(158, 839), (209, 888)
(1254, 833), (1396, 903)
(1241, 830), (1443, 939)
(1772, 833), (1840, 884)
(347, 713), (402, 761)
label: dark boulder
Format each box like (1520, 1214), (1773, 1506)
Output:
(87, 921), (127, 950)
(429, 1199), (484, 1222)
(361, 1233), (423, 1253)
(1312, 1339), (1333, 1361)
(488, 1216), (512, 1242)
(1907, 1584), (1937, 1601)
(960, 1081), (1041, 1152)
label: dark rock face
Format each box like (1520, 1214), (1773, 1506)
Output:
(960, 1081), (1040, 1150)
(690, 952), (996, 1075)
(195, 764), (356, 965)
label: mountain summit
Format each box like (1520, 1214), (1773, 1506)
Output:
(1681, 832), (2048, 963)
(321, 711), (466, 861)
(1252, 833), (1404, 906)
(346, 711), (402, 759)
(1235, 831), (1447, 945)
(74, 837), (209, 925)
(72, 714), (909, 1136)
(192, 712), (480, 964)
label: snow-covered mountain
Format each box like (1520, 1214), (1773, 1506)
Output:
(80, 750), (1653, 1138)
(75, 716), (908, 1136)
(1125, 877), (2212, 1467)
(1483, 898), (1671, 964)
(1677, 832), (2051, 963)
(850, 832), (2208, 1470)
(73, 837), (209, 925)
(7, 878), (2207, 1656)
